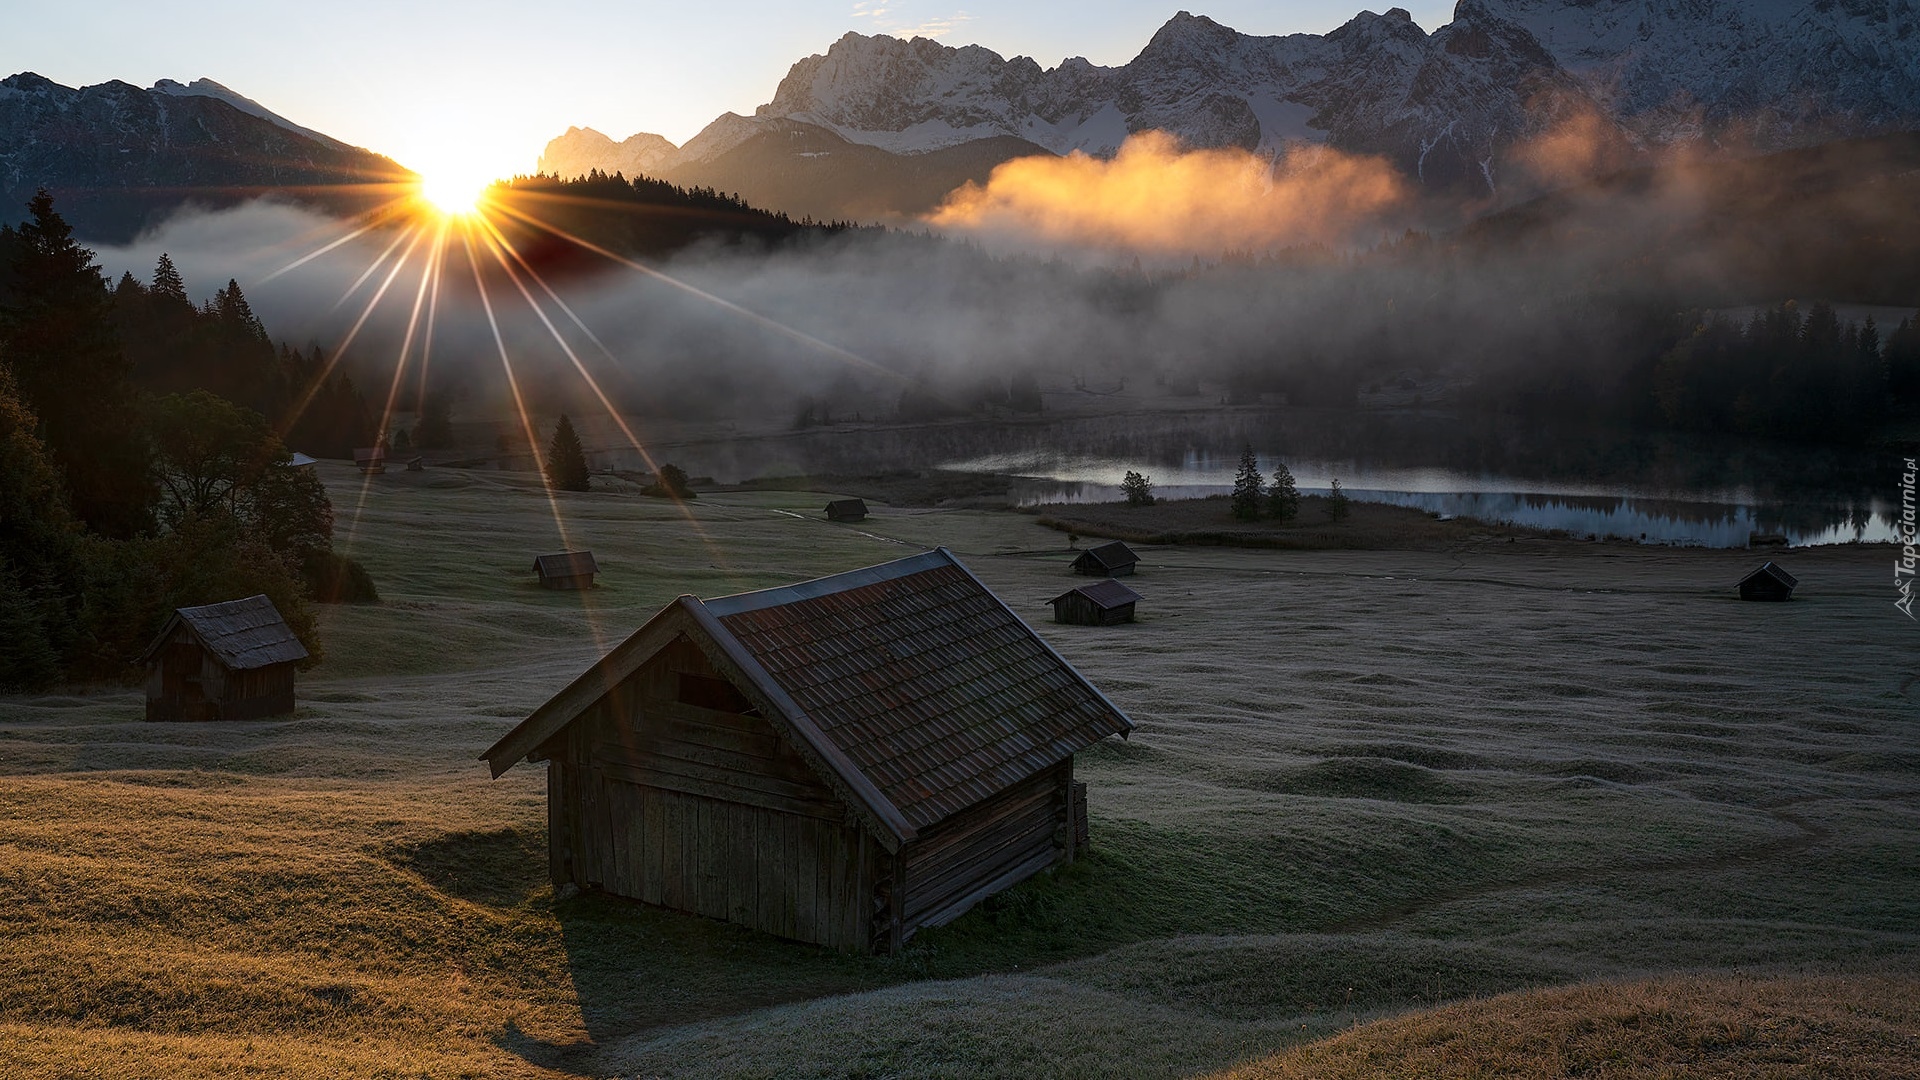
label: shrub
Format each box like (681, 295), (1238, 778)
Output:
(641, 462), (695, 499)
(1121, 470), (1155, 507)
(303, 551), (380, 604)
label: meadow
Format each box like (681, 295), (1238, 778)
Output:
(1, 461), (1915, 1078)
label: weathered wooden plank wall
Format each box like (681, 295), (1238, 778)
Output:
(900, 762), (1068, 932)
(544, 636), (876, 950)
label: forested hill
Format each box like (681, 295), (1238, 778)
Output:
(487, 172), (873, 268)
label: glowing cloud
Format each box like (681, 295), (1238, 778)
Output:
(927, 131), (1411, 256)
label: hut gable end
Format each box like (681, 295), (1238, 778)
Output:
(1739, 561), (1799, 601)
(550, 642), (847, 823)
(138, 594), (305, 723)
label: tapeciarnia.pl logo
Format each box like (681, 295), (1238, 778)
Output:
(1899, 457), (1917, 621)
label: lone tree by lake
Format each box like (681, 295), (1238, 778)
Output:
(545, 415), (590, 492)
(1267, 461), (1300, 522)
(1122, 470), (1155, 507)
(1327, 478), (1351, 522)
(1231, 445), (1264, 521)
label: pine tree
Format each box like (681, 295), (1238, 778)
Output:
(414, 392), (453, 449)
(1888, 317), (1920, 402)
(1267, 460), (1300, 522)
(151, 252), (188, 305)
(1326, 478), (1351, 522)
(1121, 470), (1154, 507)
(1230, 444), (1263, 521)
(0, 364), (87, 688)
(0, 190), (154, 537)
(545, 414), (590, 492)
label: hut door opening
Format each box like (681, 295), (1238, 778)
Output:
(168, 643), (211, 722)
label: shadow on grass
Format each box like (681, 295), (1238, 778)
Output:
(392, 814), (1535, 1074)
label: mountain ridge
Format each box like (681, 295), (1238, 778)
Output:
(538, 1), (1920, 218)
(0, 71), (410, 243)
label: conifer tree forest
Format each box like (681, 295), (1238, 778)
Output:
(0, 190), (378, 690)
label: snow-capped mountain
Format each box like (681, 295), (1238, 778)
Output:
(0, 72), (408, 242)
(541, 0), (1920, 214)
(150, 77), (350, 151)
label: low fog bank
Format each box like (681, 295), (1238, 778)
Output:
(90, 129), (1920, 446)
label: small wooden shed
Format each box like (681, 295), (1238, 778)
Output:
(1051, 579), (1142, 626)
(825, 498), (868, 522)
(1739, 561), (1798, 602)
(1072, 540), (1139, 577)
(482, 547), (1133, 952)
(353, 447), (387, 474)
(534, 551), (599, 590)
(138, 594), (308, 722)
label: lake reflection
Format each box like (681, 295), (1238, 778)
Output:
(1005, 479), (1893, 547)
(599, 406), (1900, 548)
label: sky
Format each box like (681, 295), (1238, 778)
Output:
(9, 1), (1458, 188)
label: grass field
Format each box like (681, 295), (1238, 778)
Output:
(2, 461), (1915, 1078)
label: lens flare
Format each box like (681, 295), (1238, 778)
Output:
(419, 173), (490, 217)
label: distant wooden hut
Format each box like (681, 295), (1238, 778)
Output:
(405, 455), (424, 472)
(534, 551), (599, 590)
(825, 498), (868, 522)
(1739, 561), (1798, 602)
(1072, 540), (1139, 577)
(138, 594), (308, 722)
(1051, 579), (1142, 626)
(353, 447), (387, 474)
(482, 547), (1134, 953)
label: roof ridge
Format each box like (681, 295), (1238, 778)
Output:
(702, 547), (955, 616)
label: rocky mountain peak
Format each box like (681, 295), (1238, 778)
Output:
(536, 0), (1920, 215)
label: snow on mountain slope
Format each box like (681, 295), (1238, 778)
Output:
(540, 0), (1920, 209)
(150, 77), (350, 150)
(1482, 0), (1920, 142)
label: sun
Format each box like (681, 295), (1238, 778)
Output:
(419, 171), (492, 217)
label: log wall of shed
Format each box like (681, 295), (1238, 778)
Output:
(898, 759), (1071, 933)
(542, 637), (876, 951)
(145, 628), (296, 722)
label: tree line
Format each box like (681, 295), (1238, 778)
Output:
(0, 191), (376, 691)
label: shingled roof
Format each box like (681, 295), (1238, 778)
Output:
(1073, 541), (1139, 572)
(138, 594), (309, 670)
(533, 551), (599, 578)
(1741, 561), (1799, 589)
(483, 548), (1133, 844)
(1051, 579), (1143, 611)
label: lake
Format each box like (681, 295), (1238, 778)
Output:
(600, 406), (1904, 548)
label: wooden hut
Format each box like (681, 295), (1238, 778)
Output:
(482, 547), (1133, 952)
(1072, 540), (1139, 577)
(1739, 561), (1798, 602)
(824, 498), (868, 522)
(534, 551), (599, 590)
(353, 447), (387, 474)
(405, 455), (425, 472)
(138, 594), (308, 722)
(1051, 579), (1141, 626)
